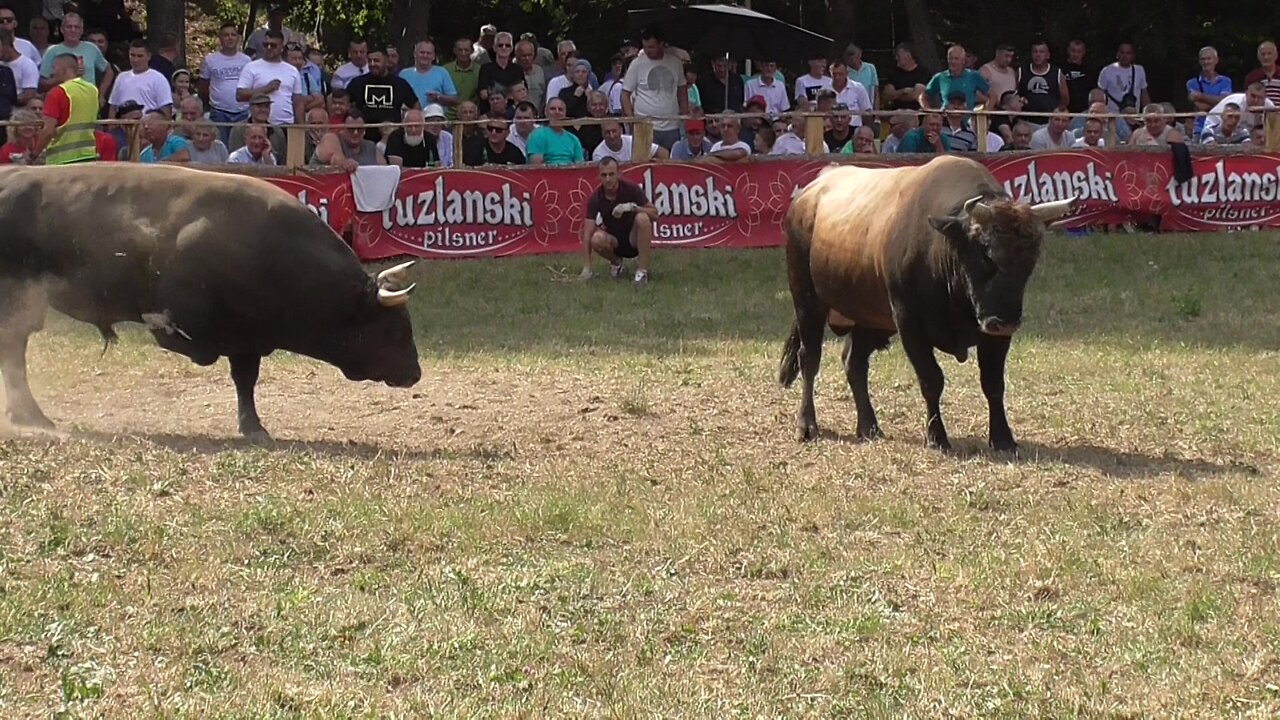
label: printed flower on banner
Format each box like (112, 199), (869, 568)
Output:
(531, 177), (564, 246)
(1114, 158), (1171, 214)
(732, 171), (762, 235)
(566, 176), (596, 237)
(765, 169), (800, 230)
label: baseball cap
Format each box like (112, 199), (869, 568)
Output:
(116, 100), (144, 116)
(249, 93), (272, 105)
(480, 24), (497, 36)
(423, 103), (446, 119)
(745, 95), (767, 109)
(684, 118), (705, 132)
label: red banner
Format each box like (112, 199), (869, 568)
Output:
(263, 151), (1280, 261)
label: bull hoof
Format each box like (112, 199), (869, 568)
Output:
(239, 422), (272, 442)
(797, 420), (819, 442)
(10, 407), (55, 431)
(926, 436), (952, 452)
(989, 436), (1019, 453)
(856, 423), (884, 441)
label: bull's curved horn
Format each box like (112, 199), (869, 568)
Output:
(1030, 195), (1079, 222)
(963, 195), (993, 223)
(377, 283), (416, 308)
(376, 260), (416, 289)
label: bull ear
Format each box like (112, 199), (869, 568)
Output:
(929, 215), (969, 247)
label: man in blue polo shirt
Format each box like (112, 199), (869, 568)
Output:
(1186, 46), (1232, 138)
(923, 44), (989, 110)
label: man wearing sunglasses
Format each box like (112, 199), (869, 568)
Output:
(462, 117), (525, 166)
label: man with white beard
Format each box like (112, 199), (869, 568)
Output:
(385, 104), (453, 167)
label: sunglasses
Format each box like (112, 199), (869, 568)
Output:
(496, 43), (512, 48)
(486, 126), (506, 133)
(0, 16), (15, 22)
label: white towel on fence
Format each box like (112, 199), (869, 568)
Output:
(351, 165), (402, 212)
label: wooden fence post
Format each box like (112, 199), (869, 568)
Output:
(1267, 111), (1280, 152)
(804, 114), (825, 156)
(974, 107), (988, 152)
(127, 121), (141, 162)
(286, 126), (305, 171)
(632, 119), (653, 163)
(452, 125), (466, 167)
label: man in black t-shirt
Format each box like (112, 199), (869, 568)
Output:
(462, 117), (526, 166)
(1062, 39), (1092, 114)
(578, 157), (658, 285)
(882, 42), (932, 111)
(345, 47), (419, 142)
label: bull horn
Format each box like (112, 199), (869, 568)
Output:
(377, 283), (416, 308)
(963, 195), (993, 223)
(376, 260), (416, 289)
(1030, 195), (1079, 222)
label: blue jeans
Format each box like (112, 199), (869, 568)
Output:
(209, 108), (249, 146)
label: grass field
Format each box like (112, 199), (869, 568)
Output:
(1, 232), (1279, 718)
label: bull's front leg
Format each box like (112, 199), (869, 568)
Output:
(897, 323), (950, 451)
(228, 354), (269, 440)
(977, 333), (1017, 452)
(0, 281), (53, 430)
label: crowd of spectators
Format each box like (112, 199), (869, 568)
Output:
(2, 1), (1278, 168)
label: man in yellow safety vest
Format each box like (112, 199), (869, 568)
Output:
(30, 52), (100, 164)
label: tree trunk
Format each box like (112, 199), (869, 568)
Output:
(391, 0), (431, 69)
(901, 0), (940, 72)
(146, 0), (186, 66)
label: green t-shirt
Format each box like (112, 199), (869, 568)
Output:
(526, 126), (584, 166)
(40, 42), (109, 85)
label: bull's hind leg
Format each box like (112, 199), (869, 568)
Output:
(795, 308), (827, 441)
(228, 354), (269, 440)
(977, 334), (1017, 452)
(842, 327), (894, 440)
(0, 282), (53, 429)
(898, 326), (950, 451)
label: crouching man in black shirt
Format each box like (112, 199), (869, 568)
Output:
(578, 156), (658, 286)
(462, 116), (526, 166)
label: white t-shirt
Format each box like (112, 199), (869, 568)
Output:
(200, 51), (251, 113)
(1201, 92), (1276, 137)
(545, 74), (572, 107)
(236, 59), (303, 125)
(1072, 137), (1106, 148)
(228, 145), (277, 164)
(794, 74), (833, 103)
(3, 55), (39, 92)
(832, 82), (873, 125)
(710, 139), (752, 155)
(591, 135), (659, 162)
(621, 51), (686, 132)
(606, 79), (624, 113)
(1098, 63), (1148, 112)
(744, 76), (790, 115)
(771, 133), (806, 155)
(15, 37), (40, 67)
(331, 62), (368, 91)
(109, 68), (174, 113)
(1030, 126), (1076, 150)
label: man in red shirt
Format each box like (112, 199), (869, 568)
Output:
(1245, 40), (1280, 105)
(578, 156), (658, 285)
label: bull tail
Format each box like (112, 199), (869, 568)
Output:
(779, 320), (802, 388)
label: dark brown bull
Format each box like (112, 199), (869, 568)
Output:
(778, 155), (1076, 451)
(0, 164), (422, 439)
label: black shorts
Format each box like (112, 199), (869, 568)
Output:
(614, 234), (639, 259)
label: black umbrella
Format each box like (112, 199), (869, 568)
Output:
(626, 4), (834, 70)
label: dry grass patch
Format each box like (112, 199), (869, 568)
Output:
(1, 236), (1279, 718)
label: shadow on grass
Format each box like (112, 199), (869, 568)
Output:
(67, 428), (450, 462)
(945, 437), (1261, 479)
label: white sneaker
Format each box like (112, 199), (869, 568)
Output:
(610, 262), (627, 279)
(633, 269), (648, 286)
